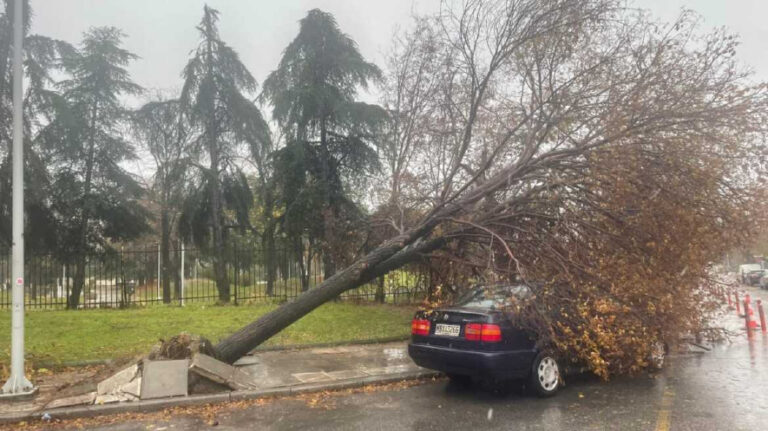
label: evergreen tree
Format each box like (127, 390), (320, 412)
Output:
(0, 0), (74, 252)
(179, 5), (270, 303)
(40, 27), (148, 308)
(262, 9), (386, 281)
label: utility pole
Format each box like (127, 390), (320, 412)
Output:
(0, 0), (37, 398)
(180, 243), (185, 306)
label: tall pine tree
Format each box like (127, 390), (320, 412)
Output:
(262, 9), (386, 282)
(180, 5), (270, 303)
(0, 0), (74, 252)
(40, 27), (148, 308)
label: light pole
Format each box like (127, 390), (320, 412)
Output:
(0, 0), (36, 398)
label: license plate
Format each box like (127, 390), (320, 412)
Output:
(434, 323), (460, 337)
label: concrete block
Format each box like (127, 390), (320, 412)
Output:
(96, 364), (139, 395)
(121, 378), (141, 398)
(140, 359), (188, 400)
(45, 392), (96, 409)
(190, 354), (260, 391)
(189, 354), (231, 386)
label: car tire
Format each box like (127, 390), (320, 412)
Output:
(529, 352), (561, 397)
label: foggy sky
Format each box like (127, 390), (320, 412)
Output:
(31, 0), (768, 104)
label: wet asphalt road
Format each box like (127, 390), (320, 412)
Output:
(77, 289), (768, 430)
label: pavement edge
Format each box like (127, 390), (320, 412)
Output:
(0, 369), (440, 425)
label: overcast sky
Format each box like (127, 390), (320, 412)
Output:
(31, 0), (768, 105)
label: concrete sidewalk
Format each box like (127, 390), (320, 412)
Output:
(0, 341), (436, 424)
(235, 341), (417, 387)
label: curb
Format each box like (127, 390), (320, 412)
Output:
(0, 369), (440, 425)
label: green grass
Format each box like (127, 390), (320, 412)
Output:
(0, 303), (415, 365)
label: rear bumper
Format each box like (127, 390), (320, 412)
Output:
(408, 342), (536, 379)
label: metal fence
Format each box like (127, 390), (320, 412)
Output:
(0, 245), (431, 310)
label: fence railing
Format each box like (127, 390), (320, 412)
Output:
(0, 245), (431, 310)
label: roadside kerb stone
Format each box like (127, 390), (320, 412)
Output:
(0, 368), (440, 425)
(287, 370), (440, 395)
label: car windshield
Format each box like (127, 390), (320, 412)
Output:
(453, 284), (531, 310)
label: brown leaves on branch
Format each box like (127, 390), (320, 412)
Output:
(384, 0), (768, 378)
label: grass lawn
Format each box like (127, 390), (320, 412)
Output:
(0, 303), (415, 366)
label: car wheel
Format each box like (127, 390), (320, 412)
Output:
(529, 352), (561, 397)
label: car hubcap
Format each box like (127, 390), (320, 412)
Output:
(538, 357), (559, 391)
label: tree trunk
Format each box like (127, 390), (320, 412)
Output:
(295, 238), (308, 293)
(208, 129), (229, 303)
(375, 276), (385, 304)
(173, 246), (182, 299)
(322, 253), (335, 283)
(69, 102), (98, 309)
(262, 188), (276, 296)
(68, 258), (86, 309)
(161, 208), (171, 303)
(214, 235), (446, 363)
(211, 179), (229, 302)
(319, 119), (337, 282)
(303, 248), (312, 292)
(203, 32), (229, 303)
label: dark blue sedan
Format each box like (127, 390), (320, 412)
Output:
(408, 284), (561, 396)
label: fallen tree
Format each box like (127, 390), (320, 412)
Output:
(211, 0), (767, 372)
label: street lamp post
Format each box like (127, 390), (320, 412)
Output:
(0, 0), (37, 398)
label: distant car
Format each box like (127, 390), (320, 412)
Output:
(407, 284), (562, 397)
(739, 264), (763, 284)
(760, 274), (768, 290)
(746, 269), (765, 286)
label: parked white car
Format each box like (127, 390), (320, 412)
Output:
(739, 263), (762, 284)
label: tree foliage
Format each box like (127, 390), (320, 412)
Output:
(388, 2), (768, 377)
(133, 95), (196, 302)
(0, 0), (74, 252)
(179, 5), (270, 302)
(262, 9), (387, 279)
(40, 26), (149, 308)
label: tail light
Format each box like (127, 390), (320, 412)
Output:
(465, 323), (482, 341)
(465, 323), (502, 342)
(411, 318), (430, 336)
